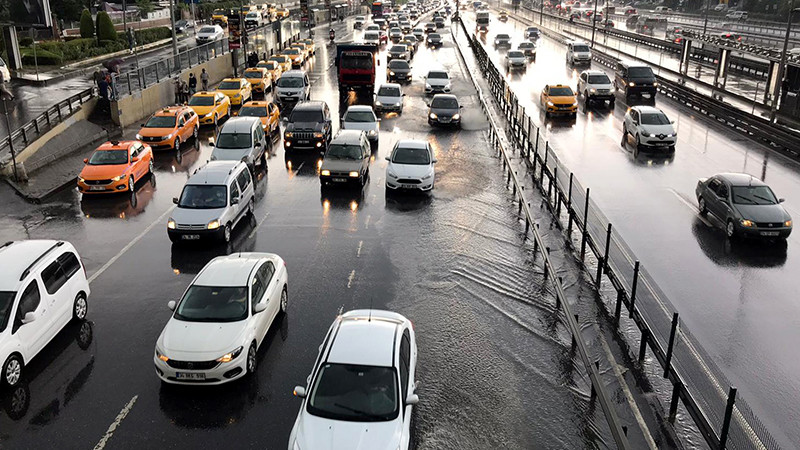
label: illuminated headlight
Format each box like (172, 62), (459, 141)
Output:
(646, 133), (656, 137)
(167, 218), (176, 229)
(155, 348), (169, 362)
(547, 101), (554, 106)
(368, 129), (377, 136)
(444, 84), (451, 90)
(349, 171), (360, 178)
(785, 220), (793, 227)
(165, 133), (174, 140)
(375, 101), (383, 106)
(313, 132), (324, 138)
(740, 219), (754, 227)
(390, 71), (395, 76)
(589, 88), (597, 93)
(425, 83), (432, 89)
(452, 113), (460, 120)
(285, 131), (293, 138)
(667, 133), (676, 137)
(629, 82), (635, 87)
(78, 176), (85, 183)
(654, 82), (659, 87)
(135, 133), (143, 140)
(571, 101), (578, 106)
(429, 113), (438, 119)
(321, 169), (331, 176)
(111, 174), (125, 182)
(204, 111), (214, 118)
(207, 219), (221, 230)
(216, 346), (243, 363)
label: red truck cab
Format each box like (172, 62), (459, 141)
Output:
(336, 44), (379, 95)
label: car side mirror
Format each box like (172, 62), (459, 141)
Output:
(22, 311), (37, 324)
(209, 141), (215, 147)
(140, 124), (145, 127)
(779, 198), (785, 203)
(460, 105), (463, 108)
(405, 394), (419, 405)
(167, 301), (177, 311)
(385, 156), (391, 161)
(282, 117), (288, 123)
(83, 158), (89, 163)
(432, 158), (438, 163)
(254, 302), (267, 313)
(402, 93), (407, 96)
(172, 197), (179, 204)
(233, 111), (239, 116)
(293, 386), (307, 398)
(255, 142), (262, 147)
(670, 120), (675, 124)
(231, 196), (240, 205)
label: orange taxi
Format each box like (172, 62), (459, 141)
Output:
(243, 67), (272, 93)
(135, 105), (199, 150)
(216, 78), (253, 106)
(300, 39), (316, 55)
(78, 140), (153, 194)
(281, 47), (304, 67)
(257, 60), (283, 82)
(188, 91), (231, 126)
(236, 101), (281, 137)
(540, 84), (578, 118)
(268, 55), (292, 72)
(275, 8), (289, 18)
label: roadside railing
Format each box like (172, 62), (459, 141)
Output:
(457, 15), (784, 450)
(0, 88), (95, 161)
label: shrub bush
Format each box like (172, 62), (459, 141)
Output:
(96, 12), (117, 41)
(21, 47), (63, 66)
(80, 9), (94, 39)
(19, 36), (34, 47)
(134, 27), (173, 45)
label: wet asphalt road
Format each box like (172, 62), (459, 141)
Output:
(463, 9), (800, 448)
(0, 17), (637, 449)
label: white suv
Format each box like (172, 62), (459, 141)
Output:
(289, 310), (418, 450)
(577, 69), (615, 108)
(1, 240), (90, 387)
(622, 105), (677, 156)
(566, 40), (592, 65)
(168, 160), (256, 244)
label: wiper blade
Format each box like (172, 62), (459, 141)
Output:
(333, 402), (383, 418)
(734, 195), (756, 204)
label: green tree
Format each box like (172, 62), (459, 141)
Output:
(136, 0), (156, 15)
(96, 11), (117, 41)
(79, 8), (94, 39)
(51, 0), (86, 22)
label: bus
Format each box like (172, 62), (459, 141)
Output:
(372, 1), (384, 17)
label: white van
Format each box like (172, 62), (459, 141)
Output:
(210, 116), (268, 173)
(275, 70), (311, 109)
(0, 240), (90, 387)
(566, 40), (592, 65)
(168, 160), (256, 244)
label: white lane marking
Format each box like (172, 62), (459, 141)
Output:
(357, 240), (363, 257)
(88, 207), (174, 284)
(93, 395), (138, 450)
(669, 188), (713, 227)
(248, 211), (271, 239)
(293, 161), (306, 175)
(364, 215), (371, 229)
(347, 270), (356, 288)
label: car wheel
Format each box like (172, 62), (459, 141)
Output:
(174, 136), (181, 151)
(73, 294), (88, 320)
(609, 99), (615, 109)
(214, 114), (219, 127)
(2, 355), (22, 387)
(246, 342), (257, 375)
(634, 135), (641, 158)
(280, 287), (288, 313)
(247, 198), (254, 216)
(260, 153), (267, 168)
(223, 223), (231, 243)
(128, 175), (135, 192)
(726, 220), (737, 240)
(193, 126), (199, 142)
(698, 197), (708, 215)
(149, 159), (154, 174)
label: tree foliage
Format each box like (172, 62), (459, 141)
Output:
(96, 11), (118, 42)
(80, 8), (95, 39)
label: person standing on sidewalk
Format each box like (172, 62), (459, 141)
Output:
(126, 28), (136, 55)
(200, 69), (209, 91)
(181, 80), (190, 103)
(188, 73), (197, 96)
(174, 77), (182, 103)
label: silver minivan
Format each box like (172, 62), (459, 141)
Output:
(210, 117), (267, 174)
(275, 70), (311, 109)
(168, 160), (256, 243)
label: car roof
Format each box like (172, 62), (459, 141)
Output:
(378, 82), (402, 90)
(193, 91), (216, 97)
(427, 69), (447, 74)
(345, 105), (374, 113)
(194, 254), (272, 287)
(569, 39), (588, 45)
(97, 140), (135, 151)
(619, 59), (650, 68)
(333, 129), (366, 144)
(395, 139), (428, 149)
(281, 69), (306, 77)
(220, 77), (244, 83)
(631, 105), (664, 114)
(432, 93), (458, 101)
(154, 106), (186, 117)
(327, 314), (401, 366)
(0, 240), (66, 291)
(219, 116), (260, 133)
(583, 69), (608, 76)
(294, 100), (325, 111)
(716, 173), (767, 187)
(187, 160), (244, 185)
(242, 101), (271, 107)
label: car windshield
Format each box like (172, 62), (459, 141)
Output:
(431, 96), (458, 108)
(428, 71), (447, 79)
(178, 185), (227, 209)
(549, 87), (574, 96)
(307, 363), (399, 422)
(216, 132), (252, 149)
(246, 12), (258, 17)
(429, 33), (441, 39)
(573, 45), (590, 52)
(588, 74), (611, 84)
(378, 86), (401, 96)
(640, 113), (670, 125)
(628, 67), (654, 78)
(199, 27), (216, 33)
(189, 95), (214, 106)
(88, 149), (128, 165)
(326, 144), (363, 159)
(393, 146), (430, 164)
(731, 186), (779, 205)
(290, 110), (323, 122)
(342, 57), (374, 70)
(345, 111), (376, 122)
(145, 116), (176, 128)
(508, 51), (524, 58)
(388, 60), (409, 69)
(284, 48), (299, 55)
(519, 43), (534, 48)
(0, 292), (15, 333)
(277, 77), (305, 88)
(218, 81), (241, 90)
(270, 56), (287, 63)
(244, 71), (263, 79)
(174, 285), (248, 322)
(261, 62), (277, 70)
(365, 32), (380, 40)
(238, 106), (268, 117)
(390, 45), (407, 52)
(497, 34), (509, 39)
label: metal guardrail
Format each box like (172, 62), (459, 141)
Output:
(0, 88), (95, 160)
(451, 19), (632, 450)
(458, 15), (785, 450)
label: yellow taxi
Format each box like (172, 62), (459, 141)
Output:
(291, 42), (312, 60)
(281, 47), (304, 67)
(275, 8), (289, 19)
(216, 78), (253, 106)
(540, 84), (578, 118)
(268, 55), (292, 72)
(135, 106), (199, 150)
(243, 67), (272, 93)
(257, 60), (283, 81)
(236, 101), (281, 137)
(300, 39), (316, 55)
(499, 10), (509, 22)
(188, 91), (231, 126)
(212, 9), (229, 27)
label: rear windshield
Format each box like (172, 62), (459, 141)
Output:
(628, 66), (654, 78)
(640, 113), (670, 125)
(178, 185), (227, 209)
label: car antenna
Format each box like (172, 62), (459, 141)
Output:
(368, 298), (373, 322)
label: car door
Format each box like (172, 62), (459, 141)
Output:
(704, 178), (722, 216)
(361, 138), (370, 174)
(269, 103), (279, 132)
(56, 251), (83, 323)
(578, 72), (587, 93)
(39, 258), (71, 340)
(236, 166), (254, 205)
(541, 85), (549, 105)
(228, 178), (242, 225)
(13, 279), (51, 357)
(398, 328), (413, 446)
(714, 180), (732, 220)
(129, 144), (143, 179)
(250, 263), (270, 344)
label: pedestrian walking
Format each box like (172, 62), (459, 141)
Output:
(181, 80), (190, 103)
(126, 28), (136, 55)
(174, 77), (182, 103)
(188, 73), (197, 95)
(201, 69), (209, 91)
(98, 77), (109, 101)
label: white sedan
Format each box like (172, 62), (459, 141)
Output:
(289, 310), (418, 450)
(154, 253), (288, 385)
(385, 139), (436, 192)
(342, 105), (380, 144)
(195, 25), (225, 44)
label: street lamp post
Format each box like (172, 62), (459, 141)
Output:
(702, 0), (710, 35)
(591, 0), (598, 47)
(169, 0), (179, 56)
(770, 4), (799, 122)
(2, 99), (18, 182)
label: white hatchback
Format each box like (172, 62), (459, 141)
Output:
(289, 310), (418, 450)
(385, 139), (436, 192)
(154, 253), (288, 385)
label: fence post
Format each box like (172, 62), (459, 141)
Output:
(45, 110), (50, 125)
(664, 313), (679, 377)
(580, 188), (590, 261)
(567, 173), (574, 235)
(719, 387), (737, 450)
(540, 145), (548, 185)
(630, 261), (640, 318)
(638, 328), (649, 361)
(543, 248), (550, 279)
(668, 381), (682, 422)
(21, 128), (28, 145)
(614, 290), (623, 324)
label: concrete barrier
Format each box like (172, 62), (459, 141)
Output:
(110, 52), (234, 128)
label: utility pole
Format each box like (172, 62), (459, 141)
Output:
(770, 4), (799, 122)
(169, 0), (178, 56)
(122, 0), (127, 33)
(2, 99), (18, 182)
(702, 0), (710, 35)
(591, 0), (598, 46)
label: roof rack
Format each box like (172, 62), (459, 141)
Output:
(20, 241), (64, 281)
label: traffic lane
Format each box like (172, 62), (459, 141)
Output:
(471, 13), (800, 447)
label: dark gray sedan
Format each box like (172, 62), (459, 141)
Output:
(696, 173), (792, 240)
(426, 33), (443, 47)
(387, 59), (412, 83)
(427, 94), (462, 127)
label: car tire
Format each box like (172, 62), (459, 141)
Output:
(73, 294), (88, 321)
(698, 197), (708, 215)
(247, 342), (257, 375)
(2, 354), (23, 387)
(193, 126), (199, 142)
(149, 159), (154, 174)
(128, 174), (135, 192)
(223, 223), (232, 243)
(247, 198), (254, 216)
(280, 287), (288, 313)
(634, 135), (641, 158)
(174, 136), (181, 151)
(609, 99), (615, 109)
(726, 220), (737, 240)
(214, 114), (219, 127)
(621, 124), (628, 147)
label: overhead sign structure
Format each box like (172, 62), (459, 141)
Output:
(9, 0), (53, 28)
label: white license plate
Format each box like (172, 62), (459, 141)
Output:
(181, 234), (200, 240)
(89, 186), (106, 191)
(401, 184), (417, 189)
(440, 118), (451, 123)
(760, 231), (780, 236)
(297, 140), (309, 144)
(654, 142), (670, 146)
(176, 372), (206, 379)
(332, 177), (347, 182)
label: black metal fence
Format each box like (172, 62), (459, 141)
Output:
(457, 15), (783, 450)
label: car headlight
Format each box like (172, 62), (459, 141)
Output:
(349, 171), (360, 178)
(590, 88), (597, 93)
(784, 220), (792, 227)
(572, 101), (578, 106)
(204, 111), (214, 118)
(547, 101), (554, 106)
(740, 219), (754, 227)
(389, 71), (395, 76)
(654, 82), (659, 87)
(111, 174), (125, 182)
(167, 218), (176, 229)
(207, 219), (221, 230)
(155, 347), (169, 362)
(78, 176), (86, 183)
(313, 132), (324, 139)
(430, 113), (438, 119)
(375, 100), (383, 106)
(445, 83), (451, 90)
(422, 172), (433, 180)
(285, 132), (293, 138)
(321, 169), (331, 176)
(387, 168), (397, 178)
(629, 82), (635, 87)
(426, 83), (432, 89)
(165, 133), (174, 140)
(646, 133), (656, 137)
(452, 113), (460, 120)
(135, 133), (143, 140)
(368, 129), (377, 136)
(216, 346), (243, 363)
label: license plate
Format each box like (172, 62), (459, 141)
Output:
(401, 184), (417, 189)
(760, 231), (780, 236)
(440, 118), (451, 123)
(654, 142), (669, 146)
(332, 177), (347, 182)
(89, 186), (105, 191)
(176, 372), (206, 379)
(298, 140), (309, 144)
(181, 234), (200, 240)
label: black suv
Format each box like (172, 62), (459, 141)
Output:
(614, 60), (657, 99)
(283, 101), (334, 152)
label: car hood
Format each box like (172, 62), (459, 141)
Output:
(277, 87), (305, 96)
(343, 121), (378, 132)
(548, 95), (576, 103)
(427, 78), (449, 87)
(427, 37), (442, 42)
(212, 147), (251, 161)
(322, 158), (361, 172)
(287, 121), (322, 131)
(172, 205), (226, 225)
(191, 105), (216, 116)
(80, 163), (128, 179)
(376, 95), (402, 105)
(139, 127), (175, 137)
(588, 83), (613, 90)
(160, 319), (246, 360)
(430, 106), (458, 116)
(197, 32), (218, 38)
(388, 67), (411, 74)
(217, 89), (242, 97)
(641, 124), (675, 136)
(733, 204), (790, 223)
(389, 162), (433, 178)
(294, 413), (401, 450)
